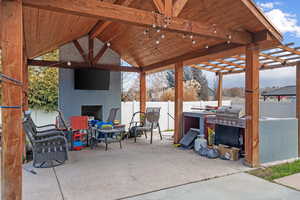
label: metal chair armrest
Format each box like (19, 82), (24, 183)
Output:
(35, 135), (67, 144)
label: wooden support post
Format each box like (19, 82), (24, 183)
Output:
(216, 73), (223, 107)
(174, 62), (183, 144)
(140, 72), (146, 114)
(245, 44), (260, 167)
(296, 62), (300, 157)
(22, 57), (29, 111)
(1, 1), (24, 199)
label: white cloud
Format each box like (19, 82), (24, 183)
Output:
(258, 2), (280, 10)
(265, 9), (300, 37)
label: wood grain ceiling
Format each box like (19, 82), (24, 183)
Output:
(19, 0), (281, 67)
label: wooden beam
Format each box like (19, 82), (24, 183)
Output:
(296, 62), (300, 157)
(173, 0), (188, 17)
(174, 62), (183, 144)
(245, 44), (260, 167)
(190, 64), (218, 73)
(215, 59), (245, 69)
(23, 0), (252, 44)
(201, 62), (233, 72)
(90, 21), (113, 39)
(216, 73), (223, 107)
(278, 45), (300, 56)
(152, 0), (164, 14)
(142, 43), (243, 72)
(1, 1), (24, 199)
(259, 53), (286, 64)
(93, 44), (109, 64)
(240, 0), (283, 42)
(88, 37), (94, 65)
(89, 0), (135, 39)
(140, 72), (146, 114)
(164, 0), (173, 17)
(72, 40), (89, 62)
(27, 60), (141, 72)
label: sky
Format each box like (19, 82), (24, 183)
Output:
(204, 0), (300, 88)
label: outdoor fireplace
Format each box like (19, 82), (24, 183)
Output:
(81, 105), (103, 121)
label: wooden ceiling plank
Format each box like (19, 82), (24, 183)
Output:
(142, 43), (242, 72)
(165, 0), (173, 17)
(173, 0), (189, 17)
(23, 0), (252, 44)
(72, 40), (89, 62)
(153, 0), (165, 14)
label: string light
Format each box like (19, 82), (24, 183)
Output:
(161, 34), (165, 39)
(205, 45), (209, 49)
(192, 40), (196, 45)
(67, 61), (72, 66)
(156, 40), (160, 45)
(107, 42), (111, 47)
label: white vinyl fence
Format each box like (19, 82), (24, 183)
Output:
(1, 101), (230, 131)
(121, 101), (231, 131)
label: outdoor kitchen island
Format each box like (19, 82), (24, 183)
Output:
(183, 110), (298, 164)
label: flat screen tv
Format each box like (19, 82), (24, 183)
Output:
(74, 69), (110, 90)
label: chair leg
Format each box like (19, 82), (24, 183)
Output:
(134, 129), (137, 143)
(150, 129), (153, 144)
(119, 141), (122, 149)
(105, 143), (108, 151)
(144, 131), (147, 139)
(158, 124), (163, 140)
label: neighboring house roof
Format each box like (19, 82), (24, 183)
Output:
(261, 86), (296, 97)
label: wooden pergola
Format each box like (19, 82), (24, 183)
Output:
(1, 0), (300, 199)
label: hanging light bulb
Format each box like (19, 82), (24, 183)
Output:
(190, 35), (194, 39)
(67, 61), (72, 66)
(182, 34), (186, 39)
(227, 40), (231, 44)
(143, 30), (148, 35)
(107, 42), (111, 47)
(156, 29), (161, 33)
(156, 40), (160, 45)
(213, 30), (217, 34)
(163, 24), (167, 28)
(152, 24), (156, 28)
(192, 40), (196, 45)
(161, 34), (165, 39)
(205, 45), (209, 49)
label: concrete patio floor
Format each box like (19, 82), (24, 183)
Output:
(20, 135), (250, 200)
(126, 173), (300, 200)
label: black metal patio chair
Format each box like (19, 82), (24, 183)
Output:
(23, 117), (69, 168)
(133, 107), (162, 144)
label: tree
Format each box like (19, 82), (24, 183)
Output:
(165, 67), (209, 101)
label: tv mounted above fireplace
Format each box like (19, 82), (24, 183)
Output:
(74, 69), (110, 90)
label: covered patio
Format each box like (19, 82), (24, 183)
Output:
(21, 137), (248, 200)
(1, 0), (300, 200)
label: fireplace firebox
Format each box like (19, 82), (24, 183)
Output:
(81, 105), (103, 121)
